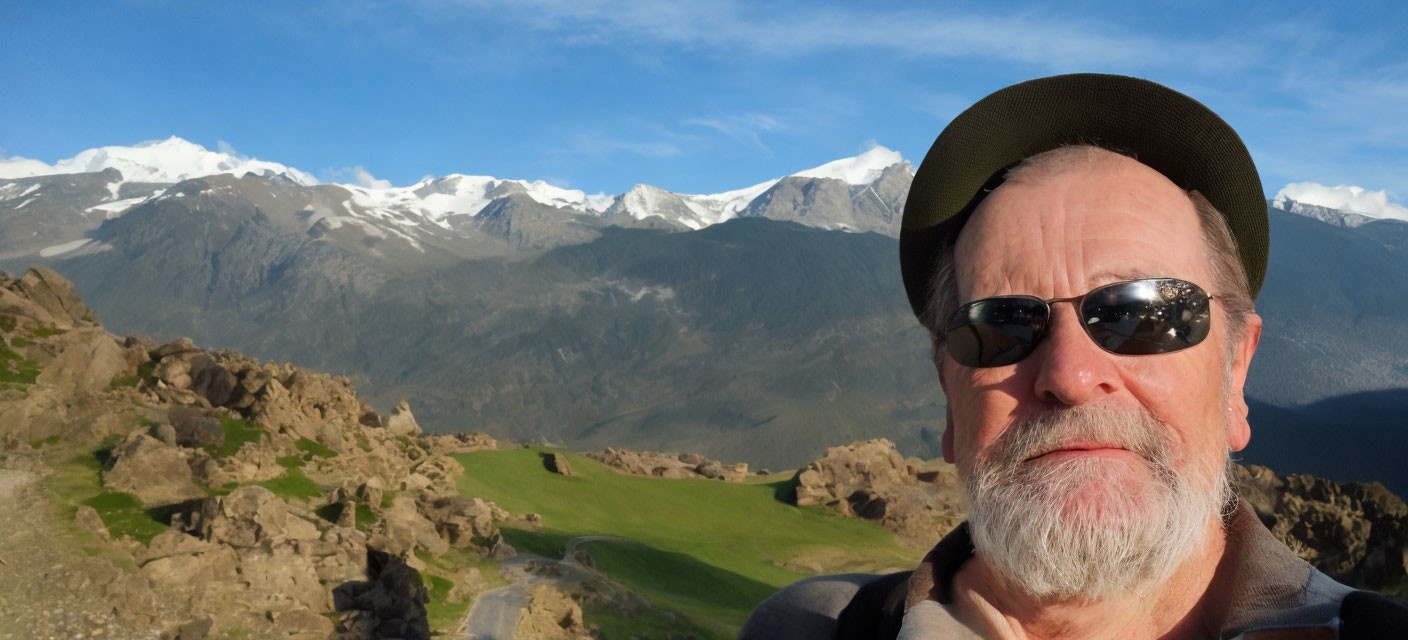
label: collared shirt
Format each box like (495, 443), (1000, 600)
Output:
(740, 500), (1361, 639)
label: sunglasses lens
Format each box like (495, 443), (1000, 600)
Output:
(945, 297), (1048, 367)
(1080, 279), (1212, 355)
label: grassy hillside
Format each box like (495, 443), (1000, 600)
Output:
(454, 447), (921, 638)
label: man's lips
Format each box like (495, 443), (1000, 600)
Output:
(1025, 444), (1130, 462)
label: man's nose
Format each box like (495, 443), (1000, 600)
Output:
(1030, 306), (1122, 406)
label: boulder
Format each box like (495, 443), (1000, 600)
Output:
(790, 439), (964, 549)
(103, 434), (206, 507)
(514, 584), (591, 640)
(385, 400), (422, 436)
(186, 354), (237, 407)
(34, 329), (128, 393)
(419, 496), (496, 548)
(542, 452), (574, 476)
(0, 287), (58, 326)
(1235, 464), (1408, 590)
(188, 486), (321, 548)
(14, 263), (97, 327)
(372, 494), (448, 557)
(150, 337), (200, 361)
(168, 406), (224, 448)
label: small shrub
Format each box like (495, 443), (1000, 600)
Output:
(295, 437), (337, 458)
(136, 361), (157, 384)
(29, 327), (67, 338)
(29, 435), (60, 449)
(8, 336), (29, 348)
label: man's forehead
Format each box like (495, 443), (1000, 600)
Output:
(952, 154), (1207, 297)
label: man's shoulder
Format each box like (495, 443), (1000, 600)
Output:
(738, 573), (892, 640)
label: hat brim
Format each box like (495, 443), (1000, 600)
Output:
(900, 73), (1267, 320)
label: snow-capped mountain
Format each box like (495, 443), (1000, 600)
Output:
(0, 136), (318, 187)
(1272, 182), (1408, 228)
(0, 138), (914, 258)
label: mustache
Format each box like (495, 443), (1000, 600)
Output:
(979, 404), (1173, 470)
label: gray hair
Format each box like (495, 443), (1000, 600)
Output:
(919, 145), (1255, 360)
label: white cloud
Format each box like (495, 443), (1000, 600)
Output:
(427, 1), (1262, 73)
(352, 166), (392, 189)
(1274, 182), (1408, 222)
(683, 113), (780, 153)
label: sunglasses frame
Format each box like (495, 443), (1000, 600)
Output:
(943, 277), (1222, 368)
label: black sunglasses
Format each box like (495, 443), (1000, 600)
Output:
(944, 278), (1217, 368)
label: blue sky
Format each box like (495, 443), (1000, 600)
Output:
(2, 0), (1405, 203)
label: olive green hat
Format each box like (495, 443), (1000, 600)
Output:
(900, 73), (1268, 320)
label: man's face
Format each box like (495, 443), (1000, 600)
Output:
(938, 152), (1261, 598)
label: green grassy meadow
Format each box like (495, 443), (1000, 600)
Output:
(454, 447), (920, 638)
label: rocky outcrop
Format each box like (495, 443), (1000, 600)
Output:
(587, 447), (749, 482)
(0, 266), (508, 639)
(515, 584), (593, 640)
(424, 431), (499, 454)
(386, 400), (422, 436)
(790, 438), (964, 549)
(12, 263), (97, 328)
(1235, 464), (1408, 591)
(543, 452), (575, 476)
(102, 433), (206, 507)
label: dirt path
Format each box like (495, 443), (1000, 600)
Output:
(0, 468), (156, 640)
(459, 535), (637, 639)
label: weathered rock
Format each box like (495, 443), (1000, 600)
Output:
(124, 334), (158, 351)
(542, 452), (574, 476)
(515, 584), (591, 640)
(14, 263), (97, 327)
(103, 434), (206, 507)
(0, 287), (58, 326)
(1235, 464), (1408, 590)
(371, 494), (447, 557)
(423, 431), (498, 454)
(489, 530), (517, 559)
(188, 486), (321, 548)
(34, 329), (127, 393)
(791, 439), (963, 548)
(150, 337), (200, 361)
(385, 400), (422, 436)
(186, 354), (237, 407)
(168, 406), (224, 448)
(587, 446), (747, 481)
(420, 496), (497, 548)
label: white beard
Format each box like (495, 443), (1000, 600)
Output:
(964, 404), (1232, 602)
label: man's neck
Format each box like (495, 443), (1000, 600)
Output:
(946, 521), (1227, 639)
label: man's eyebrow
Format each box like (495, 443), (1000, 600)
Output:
(1086, 269), (1163, 284)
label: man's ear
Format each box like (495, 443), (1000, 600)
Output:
(1226, 313), (1262, 452)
